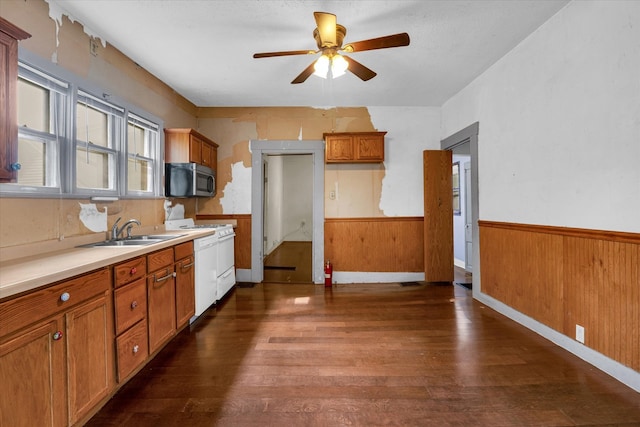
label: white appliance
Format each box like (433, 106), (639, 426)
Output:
(192, 234), (218, 319)
(165, 218), (236, 315)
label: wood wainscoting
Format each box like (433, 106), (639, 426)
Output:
(325, 217), (423, 272)
(479, 220), (640, 371)
(197, 214), (251, 270)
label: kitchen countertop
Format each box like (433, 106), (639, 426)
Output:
(0, 228), (215, 301)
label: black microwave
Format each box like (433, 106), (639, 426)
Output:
(165, 163), (215, 197)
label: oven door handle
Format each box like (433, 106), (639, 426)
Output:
(221, 269), (234, 278)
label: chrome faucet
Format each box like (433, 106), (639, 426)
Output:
(111, 217), (141, 240)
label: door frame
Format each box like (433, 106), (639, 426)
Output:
(441, 122), (479, 292)
(250, 140), (325, 284)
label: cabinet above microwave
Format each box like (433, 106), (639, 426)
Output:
(164, 128), (218, 171)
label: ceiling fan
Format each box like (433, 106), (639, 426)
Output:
(253, 11), (410, 84)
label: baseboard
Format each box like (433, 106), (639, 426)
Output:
(333, 271), (425, 284)
(235, 268), (252, 283)
(454, 258), (466, 269)
(475, 291), (640, 393)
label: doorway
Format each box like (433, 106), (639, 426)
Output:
(250, 140), (325, 284)
(262, 153), (313, 283)
(441, 122), (479, 292)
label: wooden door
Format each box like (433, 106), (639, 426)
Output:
(423, 150), (453, 282)
(175, 255), (195, 327)
(0, 317), (67, 427)
(147, 267), (176, 353)
(66, 293), (114, 425)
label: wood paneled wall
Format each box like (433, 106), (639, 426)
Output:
(197, 214), (251, 269)
(480, 221), (640, 371)
(325, 217), (423, 272)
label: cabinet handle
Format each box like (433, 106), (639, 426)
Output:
(60, 292), (70, 302)
(181, 261), (194, 270)
(130, 300), (138, 310)
(154, 270), (174, 284)
(53, 331), (63, 340)
(132, 344), (139, 354)
(130, 267), (137, 275)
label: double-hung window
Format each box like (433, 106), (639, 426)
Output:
(75, 92), (123, 195)
(16, 63), (68, 193)
(127, 114), (159, 196)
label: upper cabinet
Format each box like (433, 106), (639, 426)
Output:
(324, 132), (387, 163)
(164, 128), (218, 171)
(0, 18), (30, 183)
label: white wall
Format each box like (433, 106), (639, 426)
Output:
(442, 0), (640, 233)
(282, 155), (313, 241)
(264, 155), (283, 254)
(453, 154), (470, 265)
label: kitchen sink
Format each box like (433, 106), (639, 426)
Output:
(78, 234), (185, 248)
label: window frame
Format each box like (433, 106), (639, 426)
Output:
(1, 49), (164, 199)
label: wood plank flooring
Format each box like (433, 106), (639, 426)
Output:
(87, 282), (640, 426)
(263, 241), (312, 283)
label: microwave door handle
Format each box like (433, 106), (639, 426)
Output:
(207, 175), (215, 194)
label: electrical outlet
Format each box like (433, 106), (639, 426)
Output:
(329, 190), (336, 200)
(89, 38), (99, 56)
(576, 324), (585, 343)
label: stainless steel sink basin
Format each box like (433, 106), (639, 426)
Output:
(78, 234), (185, 248)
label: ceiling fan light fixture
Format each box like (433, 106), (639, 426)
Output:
(313, 54), (330, 78)
(331, 54), (348, 78)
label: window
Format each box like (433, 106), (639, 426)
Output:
(2, 57), (163, 198)
(127, 114), (159, 195)
(16, 63), (68, 192)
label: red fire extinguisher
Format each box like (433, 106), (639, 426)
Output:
(324, 260), (333, 287)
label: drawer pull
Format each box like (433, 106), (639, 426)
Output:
(181, 261), (194, 270)
(132, 344), (139, 354)
(154, 271), (175, 283)
(130, 267), (137, 275)
(60, 292), (70, 302)
(53, 331), (63, 340)
(130, 300), (138, 310)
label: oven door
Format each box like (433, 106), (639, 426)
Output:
(216, 232), (236, 301)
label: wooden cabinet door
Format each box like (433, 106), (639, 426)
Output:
(189, 135), (202, 164)
(147, 267), (176, 353)
(0, 20), (30, 182)
(66, 292), (114, 425)
(201, 141), (213, 169)
(423, 150), (453, 282)
(175, 255), (195, 327)
(0, 317), (67, 427)
(355, 134), (384, 162)
(325, 135), (353, 162)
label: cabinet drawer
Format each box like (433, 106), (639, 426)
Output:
(114, 256), (146, 288)
(0, 268), (110, 338)
(115, 319), (148, 382)
(147, 247), (174, 273)
(114, 278), (147, 335)
(174, 241), (193, 260)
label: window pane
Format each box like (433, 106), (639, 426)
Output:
(128, 157), (152, 192)
(76, 103), (109, 147)
(18, 78), (50, 132)
(76, 148), (113, 189)
(17, 137), (46, 186)
(127, 123), (149, 156)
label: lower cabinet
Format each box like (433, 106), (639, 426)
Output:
(0, 268), (112, 427)
(0, 317), (67, 427)
(174, 241), (195, 328)
(147, 247), (177, 354)
(1, 239), (197, 426)
(66, 293), (113, 425)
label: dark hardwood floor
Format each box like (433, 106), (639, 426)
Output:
(263, 241), (312, 283)
(87, 281), (640, 426)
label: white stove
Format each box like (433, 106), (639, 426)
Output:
(165, 218), (236, 320)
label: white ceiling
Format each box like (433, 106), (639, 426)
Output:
(49, 0), (569, 107)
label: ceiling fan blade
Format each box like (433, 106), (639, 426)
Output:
(291, 61), (317, 84)
(343, 33), (410, 53)
(342, 56), (376, 81)
(314, 11), (337, 47)
(253, 50), (315, 58)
